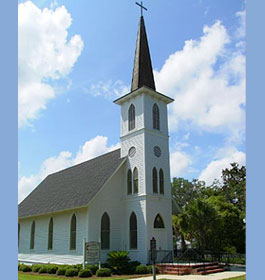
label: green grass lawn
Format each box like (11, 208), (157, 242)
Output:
(223, 276), (246, 280)
(18, 272), (130, 280)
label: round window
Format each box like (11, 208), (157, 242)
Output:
(128, 146), (136, 158)
(154, 146), (161, 157)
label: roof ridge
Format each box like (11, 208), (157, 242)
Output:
(46, 148), (121, 177)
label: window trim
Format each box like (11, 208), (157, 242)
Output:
(128, 104), (135, 131)
(129, 212), (137, 250)
(153, 167), (158, 193)
(30, 221), (35, 250)
(70, 214), (77, 251)
(48, 217), (53, 250)
(154, 214), (165, 229)
(133, 167), (138, 194)
(159, 169), (164, 194)
(152, 103), (160, 130)
(101, 212), (110, 250)
(127, 169), (132, 195)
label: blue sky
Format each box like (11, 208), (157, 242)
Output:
(18, 0), (246, 203)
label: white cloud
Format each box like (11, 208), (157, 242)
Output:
(154, 20), (245, 141)
(86, 80), (129, 99)
(170, 150), (192, 178)
(18, 136), (120, 203)
(198, 146), (246, 185)
(18, 1), (83, 127)
(73, 136), (120, 165)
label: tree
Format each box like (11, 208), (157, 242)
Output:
(220, 163), (246, 217)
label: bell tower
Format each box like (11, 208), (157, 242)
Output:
(114, 13), (174, 263)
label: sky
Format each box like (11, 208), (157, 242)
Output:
(18, 0), (246, 203)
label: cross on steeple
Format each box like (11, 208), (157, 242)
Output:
(136, 1), (147, 17)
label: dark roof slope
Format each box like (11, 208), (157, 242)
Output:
(131, 16), (156, 91)
(18, 149), (125, 218)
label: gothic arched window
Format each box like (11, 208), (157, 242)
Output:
(101, 212), (110, 250)
(133, 167), (138, 194)
(48, 217), (53, 250)
(153, 167), (158, 193)
(130, 212), (137, 249)
(154, 214), (165, 228)
(18, 223), (20, 248)
(153, 104), (160, 130)
(127, 169), (132, 195)
(70, 214), (76, 250)
(159, 169), (164, 194)
(128, 104), (135, 131)
(30, 221), (35, 249)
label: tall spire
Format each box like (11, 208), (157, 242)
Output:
(131, 16), (156, 92)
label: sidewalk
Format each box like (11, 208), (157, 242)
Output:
(131, 271), (246, 280)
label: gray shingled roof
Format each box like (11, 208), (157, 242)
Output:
(18, 149), (125, 218)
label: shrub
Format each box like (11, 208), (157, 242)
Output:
(73, 264), (83, 271)
(38, 266), (48, 274)
(106, 251), (130, 274)
(126, 261), (141, 274)
(20, 264), (32, 272)
(32, 264), (42, 272)
(147, 265), (159, 274)
(56, 267), (66, 275)
(65, 268), (79, 277)
(85, 264), (99, 275)
(96, 268), (112, 277)
(78, 269), (92, 278)
(135, 265), (148, 274)
(47, 265), (58, 274)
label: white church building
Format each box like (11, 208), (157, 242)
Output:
(18, 15), (176, 265)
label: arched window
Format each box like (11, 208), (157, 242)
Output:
(101, 212), (110, 249)
(153, 104), (160, 130)
(130, 212), (137, 249)
(30, 221), (35, 249)
(70, 214), (76, 250)
(153, 167), (158, 193)
(128, 104), (135, 131)
(133, 167), (138, 194)
(48, 218), (53, 250)
(159, 169), (164, 194)
(154, 214), (165, 228)
(18, 223), (20, 248)
(127, 169), (132, 195)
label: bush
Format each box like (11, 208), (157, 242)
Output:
(96, 268), (112, 277)
(106, 251), (130, 275)
(31, 264), (42, 272)
(38, 266), (48, 274)
(135, 265), (148, 274)
(47, 265), (58, 274)
(73, 264), (83, 271)
(85, 264), (99, 275)
(65, 268), (79, 277)
(147, 265), (159, 274)
(56, 267), (66, 275)
(78, 269), (92, 278)
(20, 264), (32, 272)
(126, 261), (141, 274)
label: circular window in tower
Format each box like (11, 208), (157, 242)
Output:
(154, 146), (162, 157)
(128, 146), (136, 158)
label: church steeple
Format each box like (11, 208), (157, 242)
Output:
(131, 16), (156, 92)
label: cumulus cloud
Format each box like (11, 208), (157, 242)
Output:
(18, 136), (120, 203)
(170, 150), (192, 178)
(18, 1), (83, 127)
(154, 20), (245, 140)
(199, 146), (246, 185)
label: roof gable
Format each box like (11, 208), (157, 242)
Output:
(18, 149), (125, 218)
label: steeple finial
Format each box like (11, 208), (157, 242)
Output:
(136, 1), (147, 17)
(131, 11), (156, 92)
